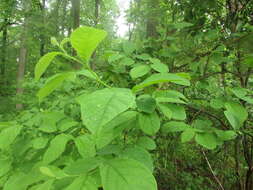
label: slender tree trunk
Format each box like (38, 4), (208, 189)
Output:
(146, 0), (159, 38)
(71, 0), (80, 30)
(16, 11), (28, 110)
(71, 0), (81, 69)
(94, 0), (100, 26)
(1, 18), (8, 77)
(40, 0), (46, 56)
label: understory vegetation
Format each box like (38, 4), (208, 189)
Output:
(1, 0), (253, 190)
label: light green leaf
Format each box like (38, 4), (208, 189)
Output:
(64, 158), (102, 176)
(165, 104), (186, 120)
(77, 70), (96, 80)
(123, 41), (136, 55)
(120, 57), (135, 66)
(35, 52), (62, 81)
(130, 65), (151, 79)
(0, 125), (22, 150)
(215, 130), (237, 141)
(157, 103), (172, 119)
(37, 72), (76, 102)
(119, 146), (154, 171)
(162, 121), (190, 133)
(195, 133), (219, 150)
(138, 112), (160, 135)
(136, 94), (156, 114)
(32, 137), (49, 149)
(150, 59), (168, 73)
(100, 158), (157, 190)
(77, 88), (135, 134)
(75, 134), (96, 158)
(35, 180), (54, 190)
(133, 73), (190, 92)
(43, 134), (71, 164)
(40, 166), (68, 179)
(0, 157), (12, 177)
(181, 129), (195, 143)
(136, 136), (156, 150)
(70, 26), (107, 62)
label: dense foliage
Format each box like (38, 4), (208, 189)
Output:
(1, 0), (253, 190)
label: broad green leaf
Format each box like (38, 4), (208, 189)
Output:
(133, 73), (190, 92)
(157, 103), (172, 119)
(165, 104), (186, 120)
(153, 90), (188, 103)
(77, 88), (135, 134)
(0, 157), (11, 177)
(123, 41), (136, 55)
(130, 65), (151, 79)
(37, 72), (76, 102)
(35, 179), (54, 190)
(43, 134), (71, 164)
(119, 146), (154, 171)
(100, 158), (157, 190)
(77, 70), (96, 80)
(210, 98), (224, 109)
(75, 134), (96, 158)
(150, 60), (168, 73)
(162, 121), (190, 133)
(138, 112), (160, 135)
(32, 137), (49, 149)
(224, 101), (248, 129)
(136, 53), (151, 60)
(181, 128), (195, 143)
(35, 52), (62, 81)
(39, 112), (65, 133)
(0, 125), (22, 150)
(58, 119), (78, 132)
(95, 111), (137, 149)
(64, 175), (97, 190)
(195, 133), (219, 150)
(64, 157), (102, 176)
(120, 57), (135, 66)
(40, 166), (68, 179)
(172, 22), (193, 29)
(136, 94), (156, 113)
(136, 136), (156, 150)
(215, 130), (237, 141)
(70, 26), (107, 62)
(230, 87), (248, 99)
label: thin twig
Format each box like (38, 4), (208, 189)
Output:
(202, 150), (225, 190)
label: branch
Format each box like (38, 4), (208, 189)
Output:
(202, 150), (225, 190)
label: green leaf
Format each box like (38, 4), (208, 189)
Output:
(35, 52), (62, 81)
(0, 125), (22, 150)
(120, 57), (135, 66)
(119, 146), (154, 171)
(130, 65), (151, 79)
(181, 129), (195, 143)
(100, 158), (157, 190)
(195, 133), (219, 150)
(138, 112), (160, 135)
(64, 175), (97, 190)
(215, 130), (237, 141)
(0, 157), (12, 177)
(64, 157), (102, 176)
(165, 104), (186, 120)
(32, 137), (49, 149)
(224, 101), (248, 129)
(75, 134), (96, 158)
(123, 41), (136, 55)
(150, 59), (168, 73)
(39, 111), (65, 133)
(40, 166), (68, 179)
(77, 88), (135, 134)
(37, 72), (76, 102)
(34, 180), (54, 190)
(95, 111), (137, 149)
(77, 69), (96, 80)
(157, 103), (172, 119)
(70, 26), (107, 62)
(133, 73), (190, 92)
(162, 121), (190, 133)
(43, 134), (71, 164)
(136, 94), (156, 113)
(153, 90), (188, 103)
(136, 136), (156, 150)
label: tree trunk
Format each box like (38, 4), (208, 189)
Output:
(94, 0), (100, 26)
(40, 0), (46, 56)
(146, 0), (159, 38)
(16, 10), (28, 110)
(71, 0), (80, 30)
(1, 18), (8, 77)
